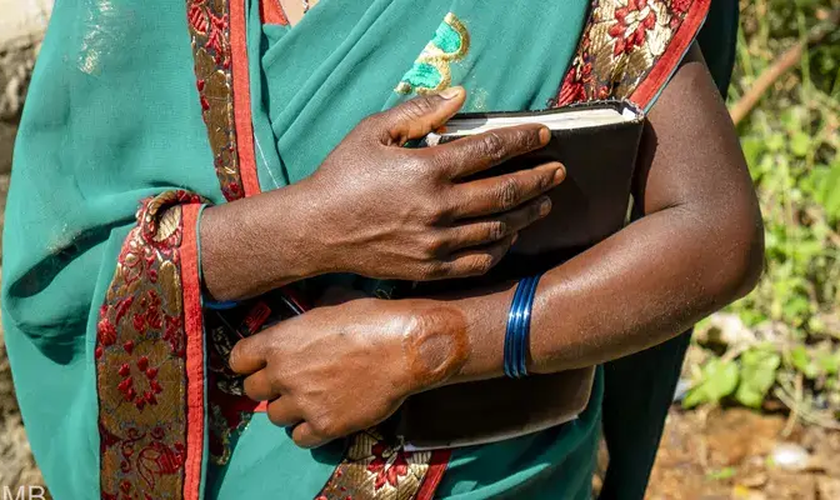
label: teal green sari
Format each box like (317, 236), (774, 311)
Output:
(2, 0), (712, 498)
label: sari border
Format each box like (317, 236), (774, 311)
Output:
(230, 0), (262, 197)
(181, 204), (206, 500)
(630, 0), (711, 109)
(95, 191), (207, 500)
(416, 450), (452, 500)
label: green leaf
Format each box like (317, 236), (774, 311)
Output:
(816, 350), (840, 376)
(736, 348), (781, 408)
(766, 133), (786, 152)
(683, 358), (739, 409)
(817, 161), (840, 222)
(789, 345), (820, 379)
(741, 137), (765, 170)
(790, 131), (811, 157)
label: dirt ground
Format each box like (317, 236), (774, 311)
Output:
(643, 408), (840, 500)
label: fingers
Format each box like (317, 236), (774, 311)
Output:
(291, 422), (330, 449)
(449, 162), (565, 219)
(266, 398), (303, 428)
(422, 234), (516, 280)
(242, 370), (278, 401)
(229, 335), (267, 375)
(444, 196), (552, 251)
(371, 87), (466, 145)
(429, 124), (551, 179)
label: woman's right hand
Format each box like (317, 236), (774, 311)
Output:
(307, 87), (564, 281)
(201, 87), (564, 301)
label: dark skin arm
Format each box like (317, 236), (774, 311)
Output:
(230, 44), (765, 448)
(201, 87), (564, 301)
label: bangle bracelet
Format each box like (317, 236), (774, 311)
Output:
(504, 274), (543, 379)
(504, 278), (529, 378)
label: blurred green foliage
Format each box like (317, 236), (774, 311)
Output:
(684, 0), (840, 424)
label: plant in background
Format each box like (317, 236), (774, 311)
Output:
(685, 0), (840, 427)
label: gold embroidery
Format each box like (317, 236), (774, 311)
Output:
(317, 431), (434, 500)
(396, 13), (471, 95)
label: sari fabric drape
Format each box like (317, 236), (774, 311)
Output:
(2, 1), (710, 499)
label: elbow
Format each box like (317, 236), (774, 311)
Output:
(714, 205), (765, 304)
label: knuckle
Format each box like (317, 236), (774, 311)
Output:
(497, 177), (521, 210)
(488, 220), (507, 241)
(228, 341), (245, 371)
(310, 417), (340, 438)
(419, 261), (444, 280)
(523, 127), (543, 150)
(421, 193), (451, 224)
(479, 132), (506, 162)
(267, 409), (286, 427)
(536, 170), (554, 191)
(399, 97), (434, 121)
(467, 254), (495, 276)
(424, 235), (447, 259)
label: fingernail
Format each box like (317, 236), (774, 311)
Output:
(539, 197), (552, 216)
(539, 127), (551, 144)
(439, 86), (464, 100)
(553, 164), (566, 184)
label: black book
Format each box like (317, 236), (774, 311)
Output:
(393, 101), (647, 450)
(424, 99), (645, 256)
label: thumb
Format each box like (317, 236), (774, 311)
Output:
(380, 86), (466, 145)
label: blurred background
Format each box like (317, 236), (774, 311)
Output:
(1, 1), (839, 498)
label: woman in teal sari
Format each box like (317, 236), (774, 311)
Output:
(3, 0), (761, 499)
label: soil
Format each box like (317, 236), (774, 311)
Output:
(643, 408), (840, 500)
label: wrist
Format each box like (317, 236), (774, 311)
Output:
(199, 182), (332, 301)
(398, 299), (472, 394)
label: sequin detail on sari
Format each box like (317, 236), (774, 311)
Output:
(396, 13), (470, 95)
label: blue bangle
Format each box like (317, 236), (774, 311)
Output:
(518, 274), (542, 377)
(504, 278), (529, 378)
(204, 299), (240, 310)
(504, 274), (543, 379)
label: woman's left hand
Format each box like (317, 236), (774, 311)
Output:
(229, 297), (470, 448)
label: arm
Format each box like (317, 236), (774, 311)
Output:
(200, 88), (564, 301)
(230, 44), (764, 447)
(451, 44), (764, 379)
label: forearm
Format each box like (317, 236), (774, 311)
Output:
(200, 178), (336, 301)
(440, 199), (763, 384)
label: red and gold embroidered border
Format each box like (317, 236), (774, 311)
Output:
(316, 431), (451, 500)
(187, 0), (260, 201)
(554, 0), (711, 110)
(96, 191), (207, 500)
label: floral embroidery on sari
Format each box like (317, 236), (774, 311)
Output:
(96, 191), (207, 500)
(316, 431), (451, 500)
(187, 0), (260, 200)
(554, 0), (711, 109)
(396, 13), (470, 95)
